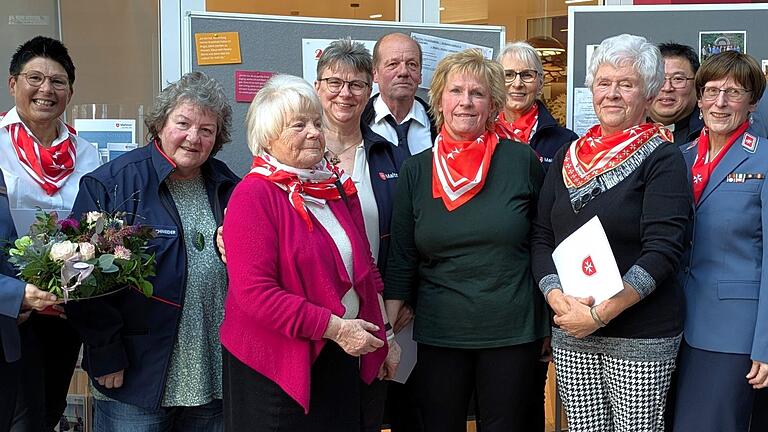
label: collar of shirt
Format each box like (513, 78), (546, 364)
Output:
(0, 107), (72, 147)
(372, 94), (429, 128)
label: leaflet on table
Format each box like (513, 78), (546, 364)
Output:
(393, 321), (417, 384)
(551, 216), (623, 305)
(409, 33), (493, 89)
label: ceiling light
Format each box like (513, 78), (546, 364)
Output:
(369, 13), (383, 18)
(527, 36), (566, 57)
(564, 0), (593, 4)
(439, 7), (445, 11)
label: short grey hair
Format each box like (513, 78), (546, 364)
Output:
(316, 38), (373, 84)
(145, 71), (231, 156)
(497, 41), (544, 89)
(585, 34), (664, 100)
(245, 74), (322, 156)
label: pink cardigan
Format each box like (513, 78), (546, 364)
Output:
(220, 175), (387, 413)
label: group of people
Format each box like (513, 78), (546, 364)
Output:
(0, 30), (767, 432)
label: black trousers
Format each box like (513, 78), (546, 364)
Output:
(12, 314), (81, 432)
(360, 376), (388, 432)
(414, 341), (544, 432)
(0, 355), (21, 432)
(384, 373), (424, 432)
(223, 343), (359, 432)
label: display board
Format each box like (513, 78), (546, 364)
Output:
(567, 4), (768, 135)
(184, 11), (504, 175)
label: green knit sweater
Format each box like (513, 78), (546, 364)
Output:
(384, 140), (550, 348)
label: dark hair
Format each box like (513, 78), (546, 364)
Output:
(658, 42), (700, 74)
(9, 36), (76, 86)
(695, 51), (765, 105)
(316, 38), (373, 84)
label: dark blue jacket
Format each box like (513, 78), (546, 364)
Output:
(360, 95), (436, 278)
(65, 142), (239, 409)
(0, 173), (24, 363)
(529, 100), (578, 172)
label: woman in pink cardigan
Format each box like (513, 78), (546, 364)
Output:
(220, 74), (400, 432)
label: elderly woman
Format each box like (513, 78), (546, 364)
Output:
(495, 41), (577, 171)
(0, 36), (99, 431)
(673, 51), (768, 432)
(66, 71), (238, 431)
(530, 34), (692, 431)
(220, 74), (397, 432)
(384, 49), (548, 432)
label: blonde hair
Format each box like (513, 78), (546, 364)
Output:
(428, 49), (506, 131)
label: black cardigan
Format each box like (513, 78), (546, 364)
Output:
(530, 141), (693, 339)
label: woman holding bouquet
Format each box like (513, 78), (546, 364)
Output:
(530, 34), (691, 431)
(0, 171), (61, 431)
(0, 36), (100, 431)
(66, 71), (239, 431)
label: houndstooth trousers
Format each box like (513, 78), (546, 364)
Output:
(553, 347), (676, 432)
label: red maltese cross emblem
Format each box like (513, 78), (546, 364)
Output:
(582, 256), (597, 276)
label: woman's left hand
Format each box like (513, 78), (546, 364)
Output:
(747, 360), (768, 389)
(553, 296), (600, 339)
(379, 340), (402, 380)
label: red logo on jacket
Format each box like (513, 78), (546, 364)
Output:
(582, 256), (597, 276)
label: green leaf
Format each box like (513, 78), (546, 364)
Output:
(138, 279), (153, 297)
(98, 254), (115, 270)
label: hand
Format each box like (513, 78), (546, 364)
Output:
(17, 310), (32, 325)
(393, 304), (414, 334)
(324, 315), (384, 356)
(22, 284), (60, 311)
(96, 370), (124, 389)
(378, 340), (401, 380)
(747, 360), (768, 389)
(539, 336), (553, 362)
(37, 304), (67, 319)
(216, 225), (226, 264)
(553, 296), (600, 339)
(546, 290), (570, 316)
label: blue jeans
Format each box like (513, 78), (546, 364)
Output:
(94, 398), (223, 432)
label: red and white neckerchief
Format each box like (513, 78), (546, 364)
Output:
(432, 126), (499, 211)
(691, 120), (750, 204)
(3, 114), (77, 196)
(248, 153), (357, 231)
(563, 122), (672, 189)
(495, 103), (539, 144)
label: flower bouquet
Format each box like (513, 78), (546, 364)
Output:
(7, 210), (157, 302)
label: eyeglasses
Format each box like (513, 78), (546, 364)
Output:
(663, 75), (694, 89)
(16, 71), (69, 90)
(318, 77), (370, 95)
(504, 69), (538, 84)
(701, 86), (751, 102)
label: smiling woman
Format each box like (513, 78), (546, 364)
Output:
(0, 36), (100, 432)
(384, 49), (551, 432)
(65, 71), (240, 432)
(531, 34), (692, 432)
(220, 73), (396, 432)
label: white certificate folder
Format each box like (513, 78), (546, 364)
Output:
(551, 216), (623, 304)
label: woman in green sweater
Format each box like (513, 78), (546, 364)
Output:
(383, 49), (550, 432)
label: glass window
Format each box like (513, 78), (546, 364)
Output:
(440, 0), (600, 125)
